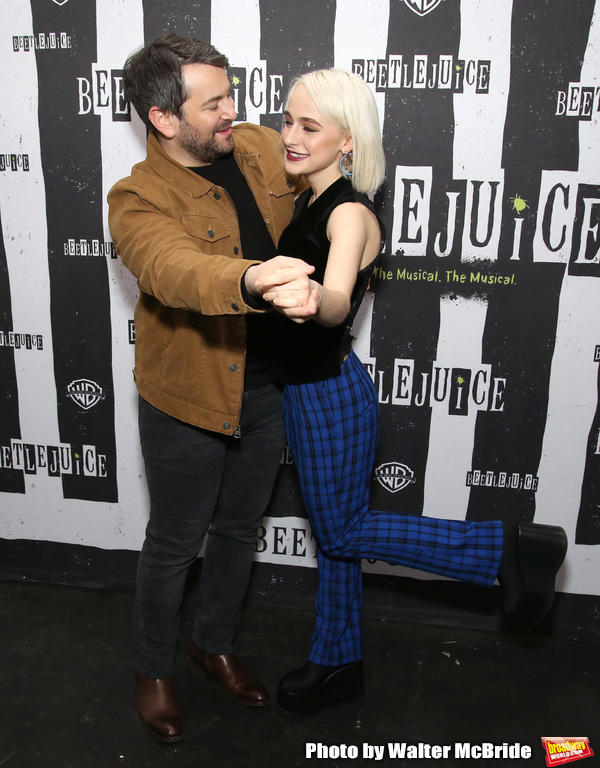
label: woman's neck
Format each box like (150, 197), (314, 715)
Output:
(307, 167), (344, 203)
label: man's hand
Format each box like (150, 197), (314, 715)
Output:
(244, 256), (314, 298)
(245, 256), (319, 323)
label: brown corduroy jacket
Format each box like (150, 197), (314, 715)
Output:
(108, 123), (300, 435)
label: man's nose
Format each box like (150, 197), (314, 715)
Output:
(223, 97), (237, 121)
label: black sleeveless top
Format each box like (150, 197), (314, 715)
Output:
(269, 176), (382, 384)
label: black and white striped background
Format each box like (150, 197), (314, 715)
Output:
(1, 0), (599, 598)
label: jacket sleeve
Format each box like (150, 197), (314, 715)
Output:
(108, 181), (259, 316)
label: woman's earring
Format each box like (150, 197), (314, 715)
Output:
(340, 151), (353, 177)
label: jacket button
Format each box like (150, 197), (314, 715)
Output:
(213, 192), (221, 199)
(230, 364), (238, 372)
(207, 229), (215, 238)
(223, 422), (231, 430)
(233, 247), (239, 254)
(231, 301), (240, 311)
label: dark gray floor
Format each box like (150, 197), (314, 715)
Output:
(1, 580), (598, 768)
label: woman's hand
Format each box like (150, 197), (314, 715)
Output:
(258, 269), (321, 323)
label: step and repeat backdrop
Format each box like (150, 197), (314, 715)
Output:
(1, 0), (599, 604)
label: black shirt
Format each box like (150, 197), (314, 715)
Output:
(191, 153), (277, 388)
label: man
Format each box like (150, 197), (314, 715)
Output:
(108, 34), (311, 743)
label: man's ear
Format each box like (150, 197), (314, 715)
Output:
(148, 106), (177, 139)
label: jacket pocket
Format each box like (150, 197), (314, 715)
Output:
(181, 214), (232, 252)
(266, 167), (297, 199)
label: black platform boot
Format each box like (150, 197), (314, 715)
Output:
(277, 660), (364, 717)
(498, 521), (567, 627)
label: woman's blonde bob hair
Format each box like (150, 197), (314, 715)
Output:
(285, 68), (385, 195)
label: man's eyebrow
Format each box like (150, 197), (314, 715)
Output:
(200, 89), (232, 108)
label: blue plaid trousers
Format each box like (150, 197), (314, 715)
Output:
(282, 350), (503, 665)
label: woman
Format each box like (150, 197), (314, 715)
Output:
(256, 69), (567, 718)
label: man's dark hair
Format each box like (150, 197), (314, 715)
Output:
(123, 33), (229, 134)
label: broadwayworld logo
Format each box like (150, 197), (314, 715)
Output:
(542, 738), (594, 766)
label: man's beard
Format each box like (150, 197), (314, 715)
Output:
(179, 117), (234, 164)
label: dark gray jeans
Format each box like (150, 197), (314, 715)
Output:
(133, 386), (285, 678)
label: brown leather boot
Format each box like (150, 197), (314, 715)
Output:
(135, 672), (182, 742)
(187, 641), (270, 707)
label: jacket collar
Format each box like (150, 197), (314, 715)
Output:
(145, 130), (261, 198)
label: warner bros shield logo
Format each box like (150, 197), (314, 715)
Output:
(66, 379), (105, 410)
(403, 0), (445, 16)
(374, 462), (416, 493)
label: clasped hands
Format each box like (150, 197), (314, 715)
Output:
(245, 256), (320, 324)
